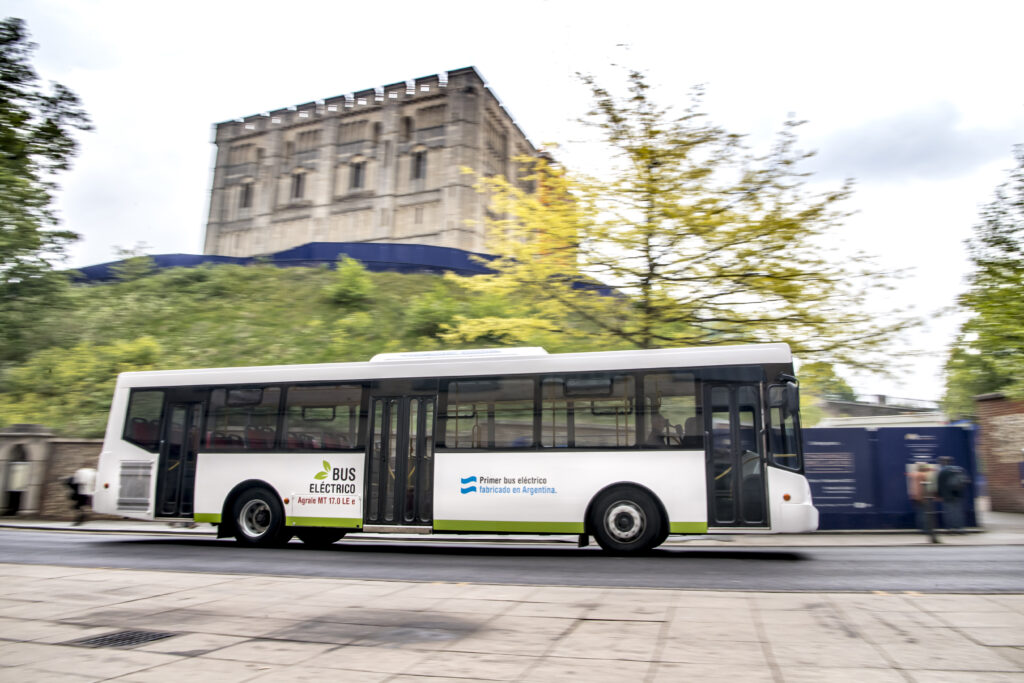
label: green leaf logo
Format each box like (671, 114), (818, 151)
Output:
(314, 461), (331, 480)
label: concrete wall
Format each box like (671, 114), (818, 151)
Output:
(975, 394), (1024, 513)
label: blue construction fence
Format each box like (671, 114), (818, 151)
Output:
(804, 426), (978, 530)
(73, 242), (496, 282)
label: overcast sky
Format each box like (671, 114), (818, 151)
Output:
(8, 0), (1024, 401)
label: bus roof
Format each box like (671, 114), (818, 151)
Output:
(115, 343), (793, 389)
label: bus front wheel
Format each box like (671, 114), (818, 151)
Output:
(232, 487), (288, 547)
(590, 487), (663, 554)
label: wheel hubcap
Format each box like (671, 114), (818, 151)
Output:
(239, 499), (272, 538)
(605, 501), (645, 542)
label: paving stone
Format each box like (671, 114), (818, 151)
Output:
(111, 656), (278, 682)
(249, 665), (389, 682)
(528, 655), (652, 681)
(134, 632), (249, 656)
(651, 660), (774, 681)
(874, 627), (1023, 672)
(303, 643), (431, 674)
(908, 671), (1024, 682)
(546, 619), (661, 661)
(414, 650), (537, 680)
(779, 666), (907, 682)
(933, 610), (1024, 629)
(203, 638), (336, 665)
(952, 626), (1024, 647)
(15, 646), (182, 679)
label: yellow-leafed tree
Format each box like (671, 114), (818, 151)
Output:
(445, 72), (913, 369)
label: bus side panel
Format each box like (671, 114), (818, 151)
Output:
(767, 466), (818, 533)
(93, 387), (158, 521)
(194, 452), (364, 528)
(433, 450), (707, 533)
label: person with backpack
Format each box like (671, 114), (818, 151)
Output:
(907, 462), (939, 543)
(937, 456), (971, 533)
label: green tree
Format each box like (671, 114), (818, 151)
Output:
(798, 360), (857, 426)
(324, 256), (375, 308)
(446, 72), (912, 369)
(0, 336), (163, 435)
(943, 146), (1024, 418)
(0, 17), (92, 361)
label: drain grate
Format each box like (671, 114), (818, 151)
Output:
(63, 630), (178, 649)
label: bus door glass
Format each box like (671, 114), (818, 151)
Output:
(366, 394), (436, 526)
(156, 400), (202, 517)
(704, 383), (768, 527)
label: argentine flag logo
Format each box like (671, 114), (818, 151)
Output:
(460, 476), (477, 494)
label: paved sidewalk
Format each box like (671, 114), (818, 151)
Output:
(0, 562), (1022, 682)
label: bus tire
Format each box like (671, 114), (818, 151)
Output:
(232, 487), (288, 547)
(295, 529), (346, 548)
(590, 486), (663, 554)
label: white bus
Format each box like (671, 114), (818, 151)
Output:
(92, 344), (817, 553)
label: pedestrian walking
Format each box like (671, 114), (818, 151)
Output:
(907, 462), (939, 543)
(66, 467), (96, 525)
(937, 456), (971, 532)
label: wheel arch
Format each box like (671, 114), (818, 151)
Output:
(216, 479), (286, 539)
(583, 481), (669, 537)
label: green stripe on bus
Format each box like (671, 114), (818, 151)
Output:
(669, 522), (708, 534)
(287, 517), (362, 528)
(194, 513), (221, 524)
(434, 520), (585, 533)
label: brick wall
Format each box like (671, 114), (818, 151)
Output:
(39, 439), (117, 521)
(975, 395), (1024, 513)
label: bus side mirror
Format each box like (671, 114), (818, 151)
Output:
(770, 381), (800, 418)
(785, 382), (799, 415)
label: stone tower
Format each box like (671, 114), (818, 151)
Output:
(203, 67), (536, 257)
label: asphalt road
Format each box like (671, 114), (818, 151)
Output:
(2, 529), (1022, 593)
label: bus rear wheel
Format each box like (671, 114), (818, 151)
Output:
(590, 486), (663, 554)
(295, 529), (346, 548)
(232, 487), (288, 547)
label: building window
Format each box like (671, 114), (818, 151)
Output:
(239, 182), (253, 209)
(411, 150), (427, 180)
(297, 129), (321, 153)
(402, 116), (414, 142)
(414, 206), (424, 225)
(290, 173), (305, 200)
(350, 161), (365, 190)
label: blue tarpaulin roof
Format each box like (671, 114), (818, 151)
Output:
(74, 242), (495, 282)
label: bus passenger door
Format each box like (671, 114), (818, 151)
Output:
(703, 384), (768, 528)
(156, 401), (202, 517)
(365, 396), (436, 527)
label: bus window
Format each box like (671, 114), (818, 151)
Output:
(123, 390), (165, 452)
(542, 374), (635, 448)
(284, 384), (363, 451)
(206, 387), (282, 450)
(768, 384), (802, 471)
(643, 373), (700, 448)
(441, 378), (534, 449)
